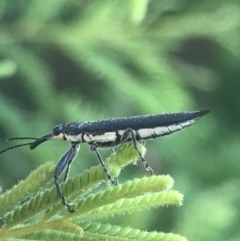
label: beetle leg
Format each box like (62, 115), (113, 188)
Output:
(90, 144), (117, 185)
(54, 143), (80, 212)
(121, 128), (154, 175)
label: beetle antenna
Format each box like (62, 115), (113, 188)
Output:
(0, 142), (34, 154)
(7, 137), (38, 141)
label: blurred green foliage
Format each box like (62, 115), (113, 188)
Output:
(0, 0), (240, 240)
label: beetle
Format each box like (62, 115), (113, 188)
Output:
(0, 110), (209, 211)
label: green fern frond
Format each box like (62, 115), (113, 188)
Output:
(81, 222), (188, 241)
(0, 162), (55, 216)
(0, 144), (187, 241)
(64, 175), (174, 219)
(21, 223), (187, 241)
(75, 190), (183, 223)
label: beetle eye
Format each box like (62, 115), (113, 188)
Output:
(53, 124), (63, 136)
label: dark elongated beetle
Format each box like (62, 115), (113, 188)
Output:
(0, 110), (209, 212)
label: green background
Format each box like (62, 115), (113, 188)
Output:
(0, 1), (240, 240)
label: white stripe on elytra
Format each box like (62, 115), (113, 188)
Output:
(138, 128), (155, 138)
(83, 132), (117, 143)
(137, 119), (196, 138)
